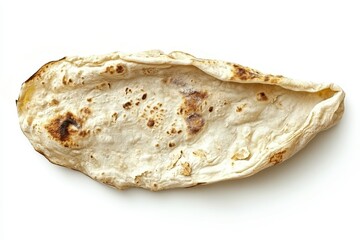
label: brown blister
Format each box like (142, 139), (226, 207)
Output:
(147, 119), (155, 128)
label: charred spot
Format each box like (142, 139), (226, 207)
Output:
(142, 93), (147, 100)
(125, 87), (132, 95)
(87, 98), (92, 102)
(256, 92), (268, 101)
(24, 57), (65, 84)
(116, 64), (125, 73)
(59, 118), (78, 141)
(236, 106), (242, 112)
(135, 102), (140, 106)
(45, 112), (81, 143)
(168, 142), (175, 148)
(171, 128), (177, 134)
(123, 102), (132, 110)
(208, 106), (213, 112)
(177, 130), (182, 134)
(147, 119), (155, 127)
(186, 113), (205, 134)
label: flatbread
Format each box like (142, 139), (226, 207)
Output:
(16, 50), (345, 191)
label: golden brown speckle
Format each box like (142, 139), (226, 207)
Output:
(50, 99), (59, 106)
(147, 119), (155, 128)
(181, 162), (192, 176)
(80, 107), (92, 116)
(269, 150), (286, 165)
(86, 98), (92, 102)
(168, 142), (176, 148)
(105, 66), (115, 74)
(79, 129), (90, 137)
(111, 112), (118, 122)
(208, 106), (213, 112)
(232, 64), (260, 81)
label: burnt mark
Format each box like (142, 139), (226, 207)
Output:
(24, 57), (66, 84)
(186, 113), (205, 134)
(142, 93), (147, 100)
(59, 118), (78, 140)
(168, 142), (176, 148)
(125, 87), (132, 95)
(208, 106), (213, 112)
(123, 101), (132, 110)
(45, 112), (81, 144)
(256, 92), (268, 101)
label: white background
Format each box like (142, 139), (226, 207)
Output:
(1, 0), (359, 239)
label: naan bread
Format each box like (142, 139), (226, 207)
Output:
(17, 50), (345, 191)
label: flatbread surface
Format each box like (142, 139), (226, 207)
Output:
(17, 50), (345, 190)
